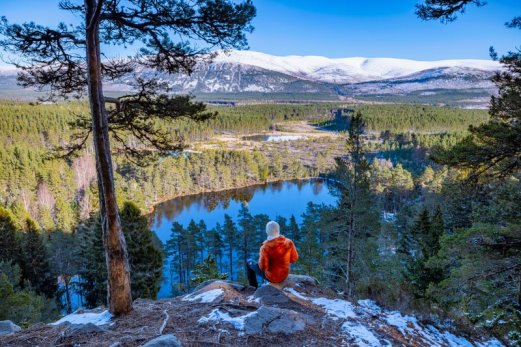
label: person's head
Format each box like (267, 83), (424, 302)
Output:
(266, 221), (280, 240)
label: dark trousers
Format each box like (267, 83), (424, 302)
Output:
(246, 259), (266, 288)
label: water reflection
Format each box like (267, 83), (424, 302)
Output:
(150, 179), (338, 297)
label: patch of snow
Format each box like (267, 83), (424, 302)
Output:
(383, 311), (422, 337)
(284, 288), (308, 300)
(182, 288), (224, 303)
(265, 135), (304, 142)
(439, 330), (475, 347)
(246, 295), (261, 304)
(198, 308), (256, 331)
(357, 299), (382, 316)
(312, 297), (358, 320)
(476, 339), (507, 347)
(50, 310), (112, 326)
(342, 320), (384, 347)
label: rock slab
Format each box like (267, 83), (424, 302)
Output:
(141, 334), (182, 347)
(243, 306), (305, 335)
(64, 322), (106, 335)
(253, 284), (290, 305)
(0, 320), (21, 335)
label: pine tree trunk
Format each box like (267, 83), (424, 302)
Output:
(229, 246), (233, 280)
(85, 0), (132, 315)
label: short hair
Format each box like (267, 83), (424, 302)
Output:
(266, 221), (280, 235)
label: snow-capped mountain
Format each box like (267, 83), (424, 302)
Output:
(211, 50), (499, 84)
(0, 51), (501, 104)
(131, 51), (500, 101)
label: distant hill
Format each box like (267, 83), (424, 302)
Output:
(0, 51), (501, 106)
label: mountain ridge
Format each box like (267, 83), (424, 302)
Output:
(0, 50), (501, 105)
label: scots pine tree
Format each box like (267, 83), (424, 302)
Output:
(223, 214), (237, 280)
(22, 219), (56, 299)
(0, 0), (255, 314)
(119, 202), (163, 300)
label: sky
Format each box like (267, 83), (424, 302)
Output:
(0, 0), (519, 61)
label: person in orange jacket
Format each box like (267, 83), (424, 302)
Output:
(246, 220), (299, 288)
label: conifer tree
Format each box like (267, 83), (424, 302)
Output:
(401, 208), (445, 297)
(0, 0), (255, 314)
(207, 223), (225, 273)
(299, 203), (325, 278)
(331, 112), (379, 297)
(119, 202), (163, 300)
(190, 256), (227, 287)
(237, 204), (255, 267)
(77, 215), (106, 308)
(0, 208), (20, 265)
(223, 214), (237, 280)
(197, 220), (208, 262)
(22, 219), (56, 299)
(424, 206), (444, 258)
(288, 215), (301, 243)
(186, 220), (201, 266)
(165, 222), (188, 290)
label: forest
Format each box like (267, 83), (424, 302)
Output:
(0, 100), (518, 345)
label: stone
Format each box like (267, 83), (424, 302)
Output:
(269, 275), (319, 290)
(65, 323), (106, 335)
(193, 280), (245, 293)
(253, 284), (289, 305)
(141, 334), (182, 347)
(243, 306), (305, 335)
(0, 320), (21, 335)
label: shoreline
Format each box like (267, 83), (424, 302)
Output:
(144, 175), (334, 215)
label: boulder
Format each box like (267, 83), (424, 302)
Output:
(0, 320), (21, 335)
(243, 306), (305, 335)
(140, 334), (182, 347)
(269, 275), (319, 290)
(253, 284), (289, 305)
(64, 322), (106, 335)
(193, 280), (245, 293)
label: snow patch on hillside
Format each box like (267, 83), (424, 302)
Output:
(182, 288), (224, 303)
(283, 287), (504, 347)
(198, 309), (255, 331)
(50, 310), (112, 326)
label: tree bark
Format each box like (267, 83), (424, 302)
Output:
(85, 0), (132, 315)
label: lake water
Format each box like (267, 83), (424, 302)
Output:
(150, 179), (338, 297)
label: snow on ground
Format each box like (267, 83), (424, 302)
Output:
(246, 294), (261, 304)
(50, 310), (112, 326)
(342, 320), (388, 347)
(197, 309), (256, 331)
(284, 287), (357, 319)
(283, 288), (504, 347)
(182, 288), (224, 303)
(311, 297), (358, 320)
(265, 135), (305, 142)
(284, 287), (308, 300)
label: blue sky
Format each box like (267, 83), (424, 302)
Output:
(0, 0), (519, 60)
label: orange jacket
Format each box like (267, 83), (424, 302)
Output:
(258, 236), (298, 283)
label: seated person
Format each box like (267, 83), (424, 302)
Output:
(246, 221), (299, 288)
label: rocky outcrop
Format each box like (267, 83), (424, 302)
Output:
(243, 306), (305, 335)
(253, 284), (290, 305)
(0, 274), (505, 347)
(0, 321), (21, 336)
